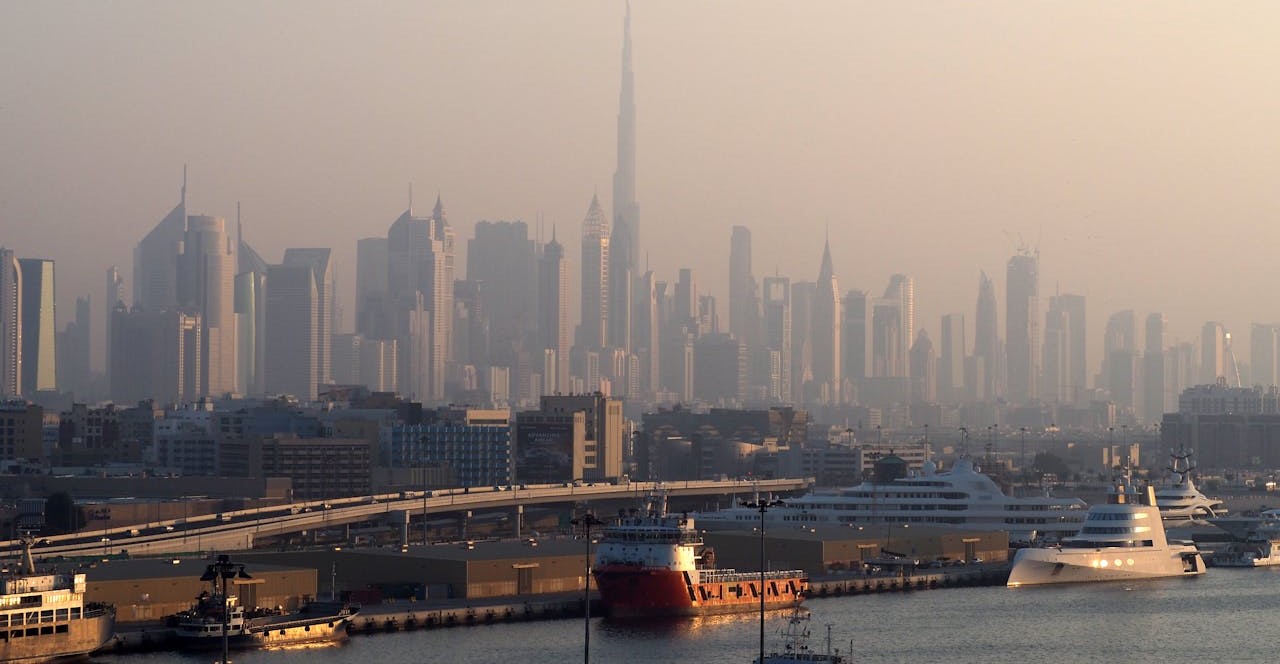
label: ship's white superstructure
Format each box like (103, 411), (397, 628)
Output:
(697, 457), (1087, 542)
(1007, 475), (1206, 587)
(1154, 450), (1225, 521)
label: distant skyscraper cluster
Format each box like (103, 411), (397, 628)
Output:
(0, 4), (1270, 438)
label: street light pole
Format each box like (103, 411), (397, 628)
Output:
(742, 496), (785, 664)
(570, 511), (604, 664)
(201, 554), (252, 664)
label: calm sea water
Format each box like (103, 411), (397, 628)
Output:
(95, 568), (1280, 664)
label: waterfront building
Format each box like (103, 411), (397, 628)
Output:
(252, 435), (373, 500)
(382, 407), (512, 489)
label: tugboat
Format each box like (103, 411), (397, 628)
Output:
(592, 493), (808, 618)
(0, 534), (115, 663)
(755, 604), (847, 663)
(171, 555), (355, 650)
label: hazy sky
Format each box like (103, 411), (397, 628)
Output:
(3, 1), (1279, 375)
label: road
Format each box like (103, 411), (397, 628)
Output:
(2, 478), (812, 559)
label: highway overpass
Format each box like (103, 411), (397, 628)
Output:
(2, 478), (813, 560)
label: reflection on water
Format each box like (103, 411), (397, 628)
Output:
(95, 570), (1280, 664)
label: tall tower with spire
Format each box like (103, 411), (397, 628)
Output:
(810, 238), (841, 404)
(579, 194), (610, 352)
(609, 2), (639, 353)
(133, 167), (187, 312)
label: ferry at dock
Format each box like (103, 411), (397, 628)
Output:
(591, 494), (807, 618)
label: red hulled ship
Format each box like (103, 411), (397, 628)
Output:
(592, 493), (807, 618)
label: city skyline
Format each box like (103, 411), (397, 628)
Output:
(4, 2), (1280, 395)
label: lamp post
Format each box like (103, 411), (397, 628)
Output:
(742, 496), (785, 664)
(201, 554), (252, 664)
(570, 511), (604, 664)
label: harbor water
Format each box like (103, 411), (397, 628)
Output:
(95, 567), (1278, 663)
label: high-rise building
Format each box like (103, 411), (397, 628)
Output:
(1251, 323), (1280, 389)
(842, 290), (870, 386)
(728, 226), (759, 347)
(103, 266), (123, 380)
(610, 2), (640, 354)
(883, 274), (914, 377)
(634, 270), (660, 396)
(694, 333), (745, 404)
(282, 248), (335, 387)
(762, 276), (792, 403)
(909, 330), (936, 403)
(56, 296), (91, 398)
(111, 307), (201, 405)
(355, 237), (391, 339)
(674, 268), (698, 333)
(180, 215), (236, 396)
(578, 195), (610, 352)
(134, 171), (187, 312)
(468, 220), (537, 365)
(811, 240), (841, 404)
(1102, 310), (1138, 414)
(1143, 313), (1168, 423)
(1042, 298), (1070, 404)
(18, 258), (56, 396)
(1005, 251), (1039, 404)
(0, 248), (19, 397)
(973, 271), (999, 400)
(1201, 321), (1226, 385)
(537, 229), (570, 394)
(386, 197), (454, 402)
(938, 313), (965, 404)
(235, 236), (268, 395)
(264, 262), (319, 400)
(790, 281), (815, 401)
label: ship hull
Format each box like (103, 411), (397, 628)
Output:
(593, 566), (806, 618)
(1007, 546), (1205, 586)
(176, 614), (350, 650)
(0, 611), (115, 664)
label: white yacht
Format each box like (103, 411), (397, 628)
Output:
(1154, 450), (1226, 521)
(698, 456), (1088, 543)
(1007, 474), (1206, 587)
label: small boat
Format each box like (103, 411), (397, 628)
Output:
(1211, 513), (1280, 567)
(171, 556), (355, 651)
(754, 604), (847, 663)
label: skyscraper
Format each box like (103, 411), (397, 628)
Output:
(355, 237), (391, 339)
(811, 239), (841, 404)
(609, 2), (640, 354)
(938, 313), (965, 404)
(634, 269), (660, 396)
(1251, 323), (1280, 390)
(1042, 296), (1072, 404)
(56, 296), (91, 398)
(386, 197), (454, 402)
(282, 248), (335, 387)
(18, 259), (56, 396)
(111, 307), (201, 406)
(468, 220), (537, 366)
(180, 215), (236, 396)
(762, 276), (792, 403)
(909, 330), (936, 403)
(973, 271), (999, 400)
(134, 169), (186, 312)
(578, 194), (610, 352)
(103, 266), (123, 380)
(883, 274), (914, 377)
(537, 229), (570, 394)
(1104, 310), (1138, 414)
(1201, 321), (1226, 385)
(842, 290), (870, 385)
(1143, 313), (1167, 423)
(790, 281), (815, 401)
(235, 233), (269, 396)
(264, 262), (319, 400)
(1005, 251), (1039, 404)
(0, 249), (19, 398)
(728, 226), (759, 347)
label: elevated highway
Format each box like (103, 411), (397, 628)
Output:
(2, 478), (812, 560)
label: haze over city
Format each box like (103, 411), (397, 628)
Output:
(4, 1), (1280, 376)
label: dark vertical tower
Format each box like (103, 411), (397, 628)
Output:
(0, 248), (20, 398)
(1005, 252), (1039, 404)
(18, 258), (56, 395)
(537, 229), (570, 393)
(728, 226), (759, 347)
(134, 168), (187, 312)
(1144, 313), (1167, 423)
(938, 313), (965, 404)
(762, 276), (792, 403)
(609, 2), (639, 353)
